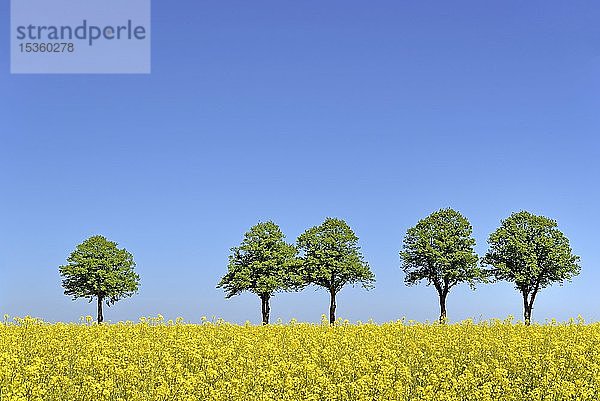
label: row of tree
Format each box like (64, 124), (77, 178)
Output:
(218, 209), (580, 325)
(57, 209), (580, 325)
(218, 218), (374, 325)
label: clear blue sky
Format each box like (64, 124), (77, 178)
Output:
(1, 1), (599, 324)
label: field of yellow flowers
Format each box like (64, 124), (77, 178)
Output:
(1, 316), (600, 401)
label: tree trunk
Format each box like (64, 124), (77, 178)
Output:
(439, 293), (447, 323)
(97, 296), (104, 324)
(329, 289), (337, 325)
(524, 306), (532, 326)
(260, 294), (270, 325)
(523, 292), (531, 325)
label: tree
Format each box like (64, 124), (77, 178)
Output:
(217, 221), (300, 324)
(482, 211), (580, 325)
(297, 217), (374, 324)
(400, 208), (483, 322)
(59, 235), (140, 323)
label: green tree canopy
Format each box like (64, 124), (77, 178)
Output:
(400, 208), (482, 322)
(482, 211), (580, 324)
(217, 221), (300, 324)
(297, 217), (374, 324)
(59, 235), (139, 323)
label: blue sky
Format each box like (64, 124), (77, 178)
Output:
(1, 1), (599, 324)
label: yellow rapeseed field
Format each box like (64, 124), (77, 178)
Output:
(1, 315), (599, 401)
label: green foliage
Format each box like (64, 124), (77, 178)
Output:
(296, 217), (374, 294)
(59, 235), (140, 305)
(217, 221), (300, 298)
(400, 208), (483, 294)
(482, 211), (581, 294)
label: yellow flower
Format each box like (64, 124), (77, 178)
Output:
(1, 316), (600, 400)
